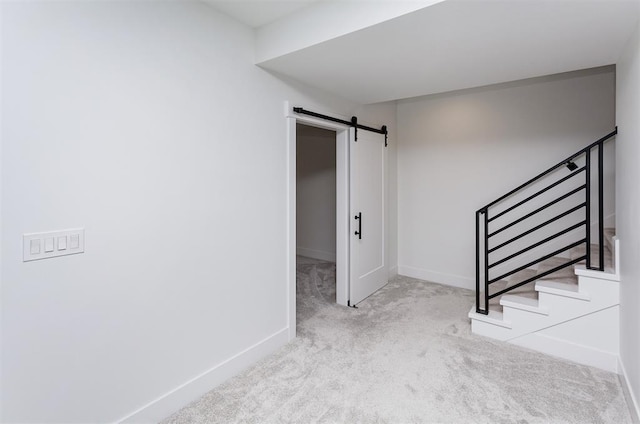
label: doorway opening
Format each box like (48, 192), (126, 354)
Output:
(286, 112), (351, 340)
(286, 105), (388, 340)
(296, 123), (338, 325)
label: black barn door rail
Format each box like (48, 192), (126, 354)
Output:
(293, 107), (388, 146)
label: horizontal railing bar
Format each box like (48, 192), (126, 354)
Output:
(488, 256), (587, 299)
(477, 128), (617, 213)
(488, 186), (586, 238)
(488, 239), (586, 284)
(488, 203), (586, 253)
(488, 167), (585, 222)
(488, 221), (586, 269)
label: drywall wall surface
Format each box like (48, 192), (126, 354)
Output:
(0, 1), (366, 422)
(0, 3), (4, 416)
(616, 19), (640, 420)
(397, 67), (616, 289)
(296, 124), (336, 261)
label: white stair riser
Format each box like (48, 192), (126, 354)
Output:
(501, 307), (551, 338)
(470, 318), (513, 341)
(537, 291), (616, 317)
(578, 276), (620, 301)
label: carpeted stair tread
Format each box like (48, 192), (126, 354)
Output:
(505, 268), (537, 286)
(604, 227), (615, 239)
(487, 256), (579, 312)
(570, 243), (613, 269)
(536, 256), (578, 283)
(605, 227), (616, 254)
(482, 235), (617, 314)
(486, 277), (538, 309)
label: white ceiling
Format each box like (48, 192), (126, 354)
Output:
(207, 0), (640, 104)
(202, 0), (320, 28)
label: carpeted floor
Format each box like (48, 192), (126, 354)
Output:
(161, 256), (632, 424)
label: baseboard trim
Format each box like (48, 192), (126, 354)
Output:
(619, 357), (640, 423)
(116, 327), (290, 423)
(509, 332), (619, 373)
(398, 265), (474, 290)
(296, 247), (336, 262)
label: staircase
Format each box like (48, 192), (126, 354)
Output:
(468, 130), (620, 372)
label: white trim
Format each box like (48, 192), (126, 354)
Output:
(116, 328), (289, 424)
(285, 105), (352, 131)
(398, 265), (474, 290)
(286, 102), (352, 314)
(618, 357), (640, 423)
(574, 265), (619, 281)
(286, 115), (297, 341)
(335, 128), (350, 306)
(296, 247), (336, 262)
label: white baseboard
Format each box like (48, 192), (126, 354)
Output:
(297, 247), (336, 262)
(398, 265), (474, 290)
(619, 357), (640, 423)
(116, 328), (290, 423)
(510, 331), (619, 373)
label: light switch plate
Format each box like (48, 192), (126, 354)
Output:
(23, 228), (85, 262)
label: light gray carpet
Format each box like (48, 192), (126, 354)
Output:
(162, 256), (632, 424)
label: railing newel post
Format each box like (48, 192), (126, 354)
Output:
(475, 210), (481, 313)
(484, 208), (489, 315)
(598, 141), (604, 270)
(585, 148), (592, 269)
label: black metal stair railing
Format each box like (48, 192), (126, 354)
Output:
(475, 128), (617, 315)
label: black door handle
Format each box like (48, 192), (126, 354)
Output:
(354, 212), (362, 239)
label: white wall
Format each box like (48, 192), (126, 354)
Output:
(0, 1), (395, 422)
(397, 67), (616, 289)
(296, 124), (336, 261)
(616, 19), (640, 420)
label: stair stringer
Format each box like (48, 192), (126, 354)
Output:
(470, 274), (619, 337)
(509, 305), (620, 372)
(469, 269), (620, 371)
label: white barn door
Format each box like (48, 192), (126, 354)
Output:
(349, 128), (387, 305)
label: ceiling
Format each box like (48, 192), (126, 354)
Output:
(202, 0), (320, 28)
(207, 0), (640, 104)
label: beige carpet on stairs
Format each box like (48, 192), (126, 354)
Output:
(162, 256), (632, 424)
(485, 239), (615, 312)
